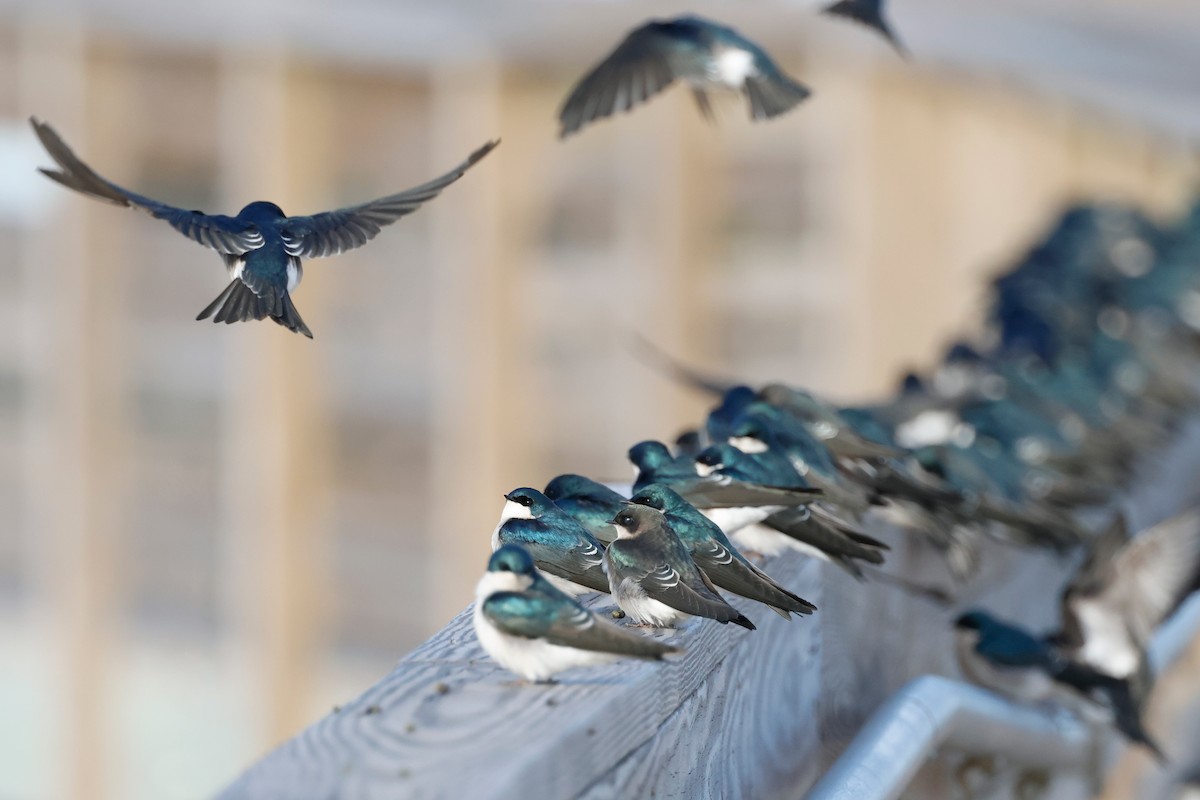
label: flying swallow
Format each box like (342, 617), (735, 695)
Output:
(492, 488), (610, 596)
(1058, 509), (1200, 680)
(822, 0), (909, 58)
(31, 117), (498, 338)
(559, 15), (811, 138)
(474, 545), (678, 682)
(605, 504), (755, 630)
(629, 484), (815, 618)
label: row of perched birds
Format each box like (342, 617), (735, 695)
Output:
(29, 3), (899, 337)
(25, 0), (1200, 773)
(476, 201), (1200, 770)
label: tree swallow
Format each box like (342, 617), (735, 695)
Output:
(954, 610), (1165, 761)
(1058, 508), (1200, 681)
(605, 504), (756, 630)
(559, 15), (811, 138)
(542, 474), (628, 544)
(629, 484), (816, 618)
(630, 439), (822, 526)
(822, 0), (909, 58)
(31, 117), (498, 338)
(694, 442), (887, 569)
(492, 488), (610, 596)
(473, 545), (679, 683)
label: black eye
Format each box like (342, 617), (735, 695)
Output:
(498, 563), (511, 572)
(518, 496), (533, 507)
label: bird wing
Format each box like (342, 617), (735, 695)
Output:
(558, 21), (711, 137)
(1071, 508), (1200, 654)
(822, 0), (908, 56)
(277, 139), (499, 258)
(482, 591), (675, 658)
(496, 519), (609, 593)
(639, 560), (739, 620)
(1068, 513), (1130, 602)
(692, 536), (815, 615)
(31, 117), (262, 255)
(679, 477), (821, 509)
(610, 535), (747, 625)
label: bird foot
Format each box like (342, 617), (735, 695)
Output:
(953, 753), (999, 800)
(1014, 768), (1051, 800)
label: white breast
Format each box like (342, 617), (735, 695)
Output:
(491, 500), (535, 550)
(614, 578), (686, 627)
(702, 506), (778, 534)
(472, 603), (616, 682)
(729, 436), (768, 454)
(710, 47), (756, 88)
(541, 572), (593, 597)
(1075, 600), (1139, 678)
(896, 410), (961, 448)
(732, 523), (827, 560)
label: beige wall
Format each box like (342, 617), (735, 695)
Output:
(0, 20), (1196, 800)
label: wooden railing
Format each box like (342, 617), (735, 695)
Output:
(217, 417), (1200, 799)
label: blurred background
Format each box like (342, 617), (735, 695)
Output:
(1, 0), (1199, 798)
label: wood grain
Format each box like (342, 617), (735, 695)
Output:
(219, 421), (1200, 800)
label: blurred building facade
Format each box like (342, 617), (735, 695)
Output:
(0, 3), (1197, 798)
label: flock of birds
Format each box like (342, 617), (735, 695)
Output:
(482, 200), (1200, 770)
(24, 0), (1200, 781)
(29, 3), (900, 337)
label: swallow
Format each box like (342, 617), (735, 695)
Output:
(822, 0), (909, 58)
(492, 488), (610, 596)
(559, 15), (811, 138)
(473, 545), (679, 682)
(1058, 508), (1200, 680)
(694, 442), (887, 569)
(954, 610), (1165, 761)
(629, 484), (815, 618)
(629, 440), (821, 533)
(605, 504), (755, 630)
(542, 474), (627, 544)
(31, 117), (498, 338)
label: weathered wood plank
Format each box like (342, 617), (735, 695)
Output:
(219, 419), (1200, 800)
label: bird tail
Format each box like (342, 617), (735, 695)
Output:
(196, 279), (313, 339)
(276, 292), (314, 339)
(691, 88), (716, 124)
(1104, 678), (1169, 764)
(743, 74), (811, 121)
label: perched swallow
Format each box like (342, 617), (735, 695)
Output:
(473, 545), (678, 682)
(954, 610), (1165, 761)
(629, 484), (815, 618)
(605, 504), (756, 630)
(630, 440), (822, 525)
(822, 0), (908, 57)
(492, 488), (610, 596)
(543, 474), (627, 544)
(559, 15), (811, 138)
(694, 442), (887, 568)
(31, 117), (498, 338)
